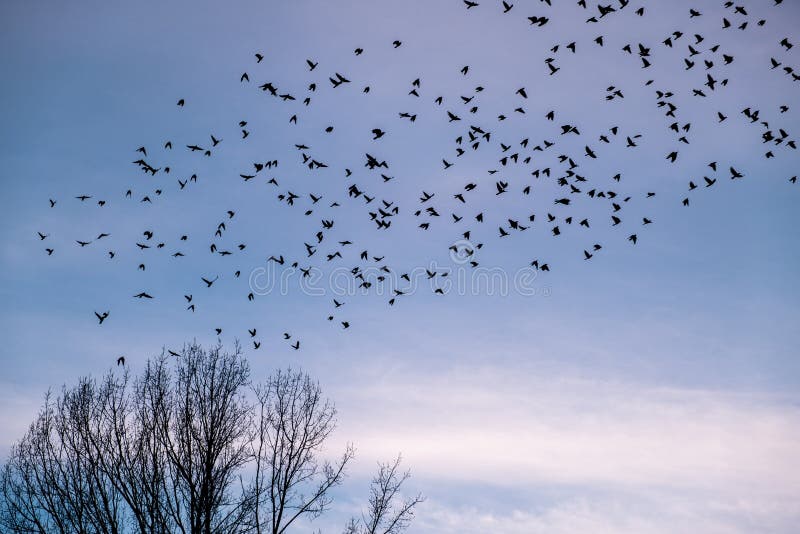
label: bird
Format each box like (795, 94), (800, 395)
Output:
(31, 1), (792, 358)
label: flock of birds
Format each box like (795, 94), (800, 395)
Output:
(35, 0), (797, 361)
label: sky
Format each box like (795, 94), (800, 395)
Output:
(1, 0), (799, 532)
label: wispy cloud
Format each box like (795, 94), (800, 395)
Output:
(415, 493), (800, 534)
(328, 364), (800, 532)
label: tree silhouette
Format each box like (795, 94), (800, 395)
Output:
(0, 343), (421, 534)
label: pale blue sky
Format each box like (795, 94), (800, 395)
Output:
(1, 1), (799, 532)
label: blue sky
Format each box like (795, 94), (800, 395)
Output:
(1, 0), (799, 532)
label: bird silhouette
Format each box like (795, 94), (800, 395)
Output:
(34, 0), (795, 348)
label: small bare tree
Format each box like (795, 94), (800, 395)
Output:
(342, 456), (424, 534)
(0, 342), (422, 534)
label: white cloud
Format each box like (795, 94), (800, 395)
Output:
(415, 494), (800, 534)
(327, 364), (800, 532)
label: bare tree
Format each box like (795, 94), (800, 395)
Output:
(105, 364), (175, 533)
(342, 456), (424, 534)
(1, 382), (127, 534)
(156, 343), (253, 534)
(248, 369), (354, 534)
(0, 342), (422, 534)
(1, 393), (69, 533)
